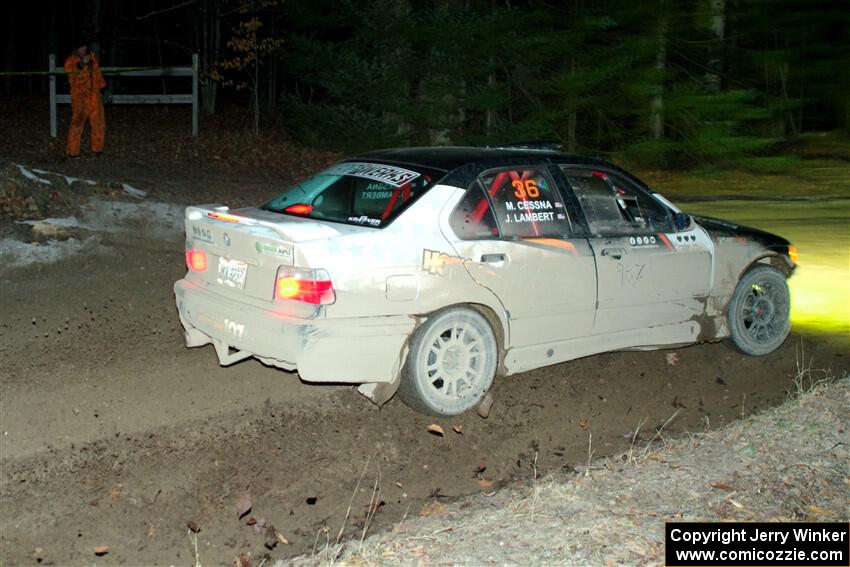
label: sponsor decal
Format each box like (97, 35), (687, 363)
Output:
(326, 162), (420, 187)
(628, 234), (667, 249)
(254, 241), (292, 257)
(422, 249), (464, 276)
(347, 215), (381, 227)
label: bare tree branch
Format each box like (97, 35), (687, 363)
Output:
(135, 0), (197, 21)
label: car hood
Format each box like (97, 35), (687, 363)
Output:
(692, 214), (790, 249)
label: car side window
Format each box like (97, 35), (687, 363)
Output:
(479, 167), (572, 239)
(449, 181), (499, 240)
(562, 168), (673, 235)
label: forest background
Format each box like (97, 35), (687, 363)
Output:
(3, 0), (849, 167)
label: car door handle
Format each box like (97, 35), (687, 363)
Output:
(480, 253), (506, 264)
(601, 247), (626, 259)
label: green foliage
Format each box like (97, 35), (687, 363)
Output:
(270, 0), (849, 166)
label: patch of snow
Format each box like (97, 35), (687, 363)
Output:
(18, 217), (81, 229)
(121, 183), (147, 199)
(79, 198), (183, 240)
(16, 164), (52, 185)
(0, 237), (83, 266)
(31, 168), (50, 174)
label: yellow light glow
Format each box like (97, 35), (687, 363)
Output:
(276, 277), (301, 299)
(683, 199), (849, 345)
(789, 264), (850, 341)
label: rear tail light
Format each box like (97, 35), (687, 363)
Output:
(185, 249), (208, 272)
(788, 244), (798, 264)
(274, 267), (335, 305)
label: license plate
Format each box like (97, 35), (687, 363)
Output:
(217, 257), (248, 289)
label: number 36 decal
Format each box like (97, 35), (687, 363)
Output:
(512, 179), (540, 199)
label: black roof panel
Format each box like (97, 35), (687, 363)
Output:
(350, 146), (610, 172)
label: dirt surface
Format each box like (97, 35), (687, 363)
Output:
(0, 112), (848, 565)
(2, 233), (845, 566)
(292, 377), (849, 566)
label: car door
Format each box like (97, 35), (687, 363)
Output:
(442, 165), (597, 348)
(561, 167), (712, 335)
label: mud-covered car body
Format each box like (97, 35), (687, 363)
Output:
(174, 147), (795, 413)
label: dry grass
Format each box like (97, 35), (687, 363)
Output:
(282, 367), (849, 566)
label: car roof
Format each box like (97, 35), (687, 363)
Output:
(350, 146), (612, 173)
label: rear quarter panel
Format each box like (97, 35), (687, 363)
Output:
(305, 186), (506, 323)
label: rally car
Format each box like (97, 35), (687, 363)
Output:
(174, 146), (796, 416)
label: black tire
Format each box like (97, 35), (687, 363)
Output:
(727, 265), (791, 356)
(398, 307), (498, 416)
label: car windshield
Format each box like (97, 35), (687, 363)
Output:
(261, 161), (436, 227)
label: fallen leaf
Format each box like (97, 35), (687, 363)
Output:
(264, 525), (279, 549)
(474, 463), (487, 475)
(625, 540), (648, 557)
(367, 500), (386, 514)
(709, 480), (734, 491)
(671, 396), (686, 409)
(728, 499), (744, 509)
(579, 418), (590, 431)
(394, 481), (403, 488)
(236, 494), (252, 519)
(276, 531), (290, 545)
(246, 516), (257, 526)
(806, 504), (837, 517)
(187, 520), (200, 533)
(452, 424), (464, 435)
(418, 502), (445, 517)
(34, 547), (44, 561)
(478, 478), (495, 489)
(236, 552), (251, 567)
(427, 424), (445, 437)
(666, 352), (679, 366)
(94, 545), (109, 556)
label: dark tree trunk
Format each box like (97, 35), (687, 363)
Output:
(199, 0), (221, 115)
(4, 6), (17, 98)
(86, 0), (102, 57)
(705, 0), (725, 93)
(650, 4), (668, 140)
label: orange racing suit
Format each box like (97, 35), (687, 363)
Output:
(64, 51), (106, 156)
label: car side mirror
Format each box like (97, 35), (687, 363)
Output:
(674, 212), (691, 231)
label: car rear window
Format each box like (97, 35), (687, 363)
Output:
(261, 162), (436, 227)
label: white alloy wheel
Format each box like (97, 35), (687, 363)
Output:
(398, 307), (498, 416)
(728, 265), (791, 356)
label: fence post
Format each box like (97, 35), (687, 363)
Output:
(192, 53), (199, 137)
(49, 54), (57, 138)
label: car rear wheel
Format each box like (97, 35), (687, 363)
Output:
(398, 307), (498, 416)
(728, 265), (791, 356)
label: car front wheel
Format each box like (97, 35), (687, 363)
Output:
(398, 307), (498, 416)
(728, 265), (791, 356)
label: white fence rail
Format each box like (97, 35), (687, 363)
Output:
(49, 53), (199, 138)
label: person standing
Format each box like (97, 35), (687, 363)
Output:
(64, 43), (106, 157)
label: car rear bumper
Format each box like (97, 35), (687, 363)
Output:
(174, 279), (415, 383)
